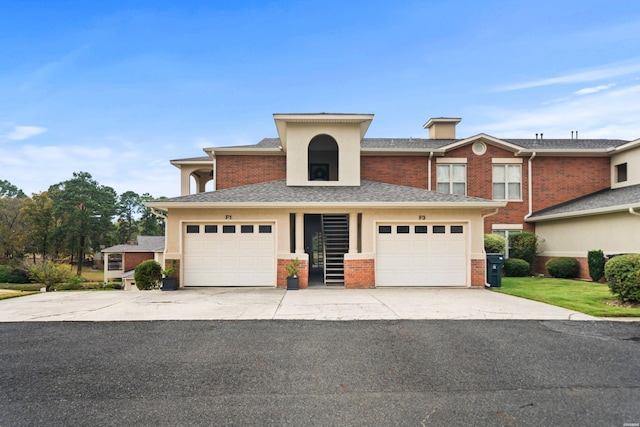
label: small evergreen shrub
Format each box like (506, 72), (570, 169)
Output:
(509, 232), (539, 269)
(604, 253), (640, 303)
(545, 257), (580, 279)
(504, 258), (530, 277)
(587, 249), (606, 282)
(0, 265), (30, 283)
(134, 260), (162, 290)
(484, 234), (506, 254)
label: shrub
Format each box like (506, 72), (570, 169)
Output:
(134, 260), (162, 290)
(484, 234), (506, 254)
(546, 257), (580, 279)
(58, 274), (85, 290)
(26, 261), (72, 291)
(588, 249), (606, 282)
(509, 232), (539, 269)
(604, 253), (640, 303)
(0, 265), (30, 284)
(504, 258), (530, 277)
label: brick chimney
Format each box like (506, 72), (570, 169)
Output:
(423, 117), (461, 139)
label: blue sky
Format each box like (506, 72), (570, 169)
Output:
(2, 0), (640, 198)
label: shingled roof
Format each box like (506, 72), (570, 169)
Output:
(527, 184), (640, 221)
(102, 236), (165, 253)
(208, 136), (630, 152)
(148, 179), (502, 207)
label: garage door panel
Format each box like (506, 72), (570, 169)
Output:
(376, 224), (467, 287)
(183, 223), (275, 287)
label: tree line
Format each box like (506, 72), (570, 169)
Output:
(0, 172), (165, 275)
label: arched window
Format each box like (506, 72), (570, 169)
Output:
(308, 135), (338, 181)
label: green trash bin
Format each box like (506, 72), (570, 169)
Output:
(486, 254), (504, 288)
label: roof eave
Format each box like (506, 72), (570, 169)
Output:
(146, 201), (506, 209)
(205, 147), (284, 156)
(360, 148), (446, 156)
(526, 203), (640, 222)
(515, 148), (615, 157)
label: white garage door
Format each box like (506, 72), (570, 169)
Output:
(183, 223), (276, 287)
(376, 224), (467, 287)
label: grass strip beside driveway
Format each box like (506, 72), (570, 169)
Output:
(494, 277), (640, 317)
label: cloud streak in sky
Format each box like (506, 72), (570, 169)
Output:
(497, 60), (640, 91)
(4, 125), (48, 141)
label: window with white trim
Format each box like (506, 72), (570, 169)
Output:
(492, 164), (521, 200)
(437, 164), (466, 195)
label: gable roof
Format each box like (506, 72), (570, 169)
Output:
(102, 236), (165, 253)
(527, 184), (640, 222)
(146, 179), (504, 209)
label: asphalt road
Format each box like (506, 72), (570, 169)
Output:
(1, 320), (639, 426)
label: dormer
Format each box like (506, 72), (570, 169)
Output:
(274, 113), (374, 186)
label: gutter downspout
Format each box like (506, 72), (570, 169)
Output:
(212, 156), (217, 191)
(524, 152), (537, 220)
(428, 152), (433, 191)
(630, 207), (640, 217)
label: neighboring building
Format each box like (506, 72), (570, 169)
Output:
(527, 138), (640, 277)
(102, 236), (165, 289)
(147, 113), (639, 287)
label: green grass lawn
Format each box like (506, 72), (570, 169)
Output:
(0, 290), (39, 300)
(494, 277), (640, 317)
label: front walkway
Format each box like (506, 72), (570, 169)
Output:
(0, 287), (598, 321)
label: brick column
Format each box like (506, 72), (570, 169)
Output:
(344, 257), (375, 288)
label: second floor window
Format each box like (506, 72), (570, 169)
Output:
(493, 164), (522, 200)
(107, 253), (123, 271)
(437, 164), (466, 195)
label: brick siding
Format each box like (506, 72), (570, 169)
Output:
(216, 155), (286, 189)
(124, 252), (155, 273)
(344, 258), (375, 289)
(471, 259), (486, 287)
(361, 156), (429, 188)
(531, 157), (610, 212)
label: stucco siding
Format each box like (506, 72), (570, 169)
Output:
(536, 211), (640, 257)
(611, 145), (640, 188)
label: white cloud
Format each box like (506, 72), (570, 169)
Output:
(0, 137), (181, 199)
(468, 84), (640, 140)
(497, 60), (640, 91)
(574, 84), (615, 95)
(5, 125), (47, 141)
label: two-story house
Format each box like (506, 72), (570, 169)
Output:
(147, 113), (640, 287)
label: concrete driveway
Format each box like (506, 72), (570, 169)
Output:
(0, 287), (598, 321)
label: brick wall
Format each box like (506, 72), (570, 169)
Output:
(124, 252), (155, 272)
(344, 258), (375, 289)
(471, 259), (486, 287)
(277, 258), (309, 289)
(361, 156), (429, 188)
(216, 155), (286, 189)
(531, 157), (610, 212)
